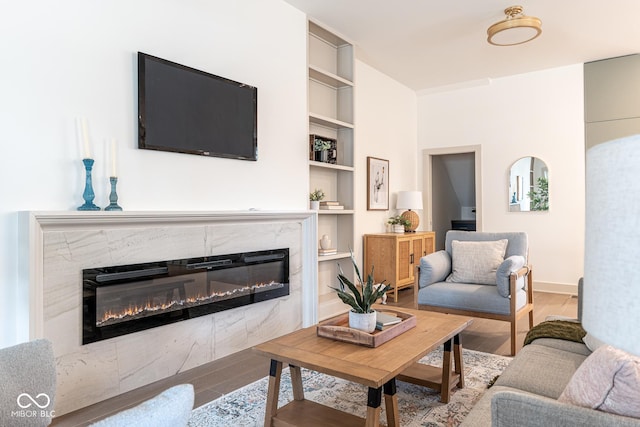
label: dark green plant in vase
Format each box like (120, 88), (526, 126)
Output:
(331, 251), (391, 314)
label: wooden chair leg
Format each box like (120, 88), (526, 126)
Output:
(510, 319), (517, 356)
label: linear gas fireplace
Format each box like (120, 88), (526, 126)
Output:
(82, 248), (289, 344)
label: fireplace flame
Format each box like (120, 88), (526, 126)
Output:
(97, 281), (284, 327)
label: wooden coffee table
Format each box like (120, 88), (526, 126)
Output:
(252, 306), (473, 427)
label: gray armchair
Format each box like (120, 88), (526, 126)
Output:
(414, 230), (534, 355)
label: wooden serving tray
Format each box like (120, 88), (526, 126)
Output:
(316, 309), (417, 347)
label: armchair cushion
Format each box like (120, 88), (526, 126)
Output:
(449, 239), (508, 285)
(496, 255), (526, 297)
(418, 250), (451, 288)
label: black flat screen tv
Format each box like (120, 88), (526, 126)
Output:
(137, 52), (257, 161)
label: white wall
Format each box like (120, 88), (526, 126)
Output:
(354, 60), (418, 258)
(418, 65), (586, 291)
(0, 0), (308, 347)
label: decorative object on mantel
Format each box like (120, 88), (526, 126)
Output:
(367, 157), (389, 211)
(104, 177), (122, 211)
(309, 188), (324, 210)
(104, 138), (122, 211)
(76, 117), (100, 211)
(330, 252), (391, 332)
(309, 134), (337, 164)
(487, 5), (542, 46)
(78, 158), (100, 211)
(387, 215), (410, 233)
(396, 190), (423, 232)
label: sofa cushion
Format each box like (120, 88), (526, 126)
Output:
(495, 255), (526, 297)
(449, 239), (508, 285)
(89, 384), (194, 427)
(494, 343), (588, 399)
(418, 250), (451, 288)
(418, 281), (526, 315)
(558, 345), (640, 418)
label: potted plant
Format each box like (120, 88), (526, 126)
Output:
(388, 215), (411, 233)
(313, 138), (332, 163)
(330, 252), (391, 332)
(309, 188), (324, 210)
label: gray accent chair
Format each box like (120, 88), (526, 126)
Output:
(0, 339), (56, 426)
(414, 230), (534, 355)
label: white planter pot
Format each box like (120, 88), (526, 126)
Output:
(310, 200), (320, 210)
(348, 310), (377, 333)
(392, 224), (405, 233)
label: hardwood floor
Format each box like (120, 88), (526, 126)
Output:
(52, 289), (578, 426)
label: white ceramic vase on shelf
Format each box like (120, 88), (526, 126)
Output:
(348, 310), (377, 333)
(310, 200), (320, 210)
(320, 234), (331, 249)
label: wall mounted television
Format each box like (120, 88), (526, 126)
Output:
(138, 52), (258, 161)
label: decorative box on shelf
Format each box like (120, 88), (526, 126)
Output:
(309, 134), (337, 164)
(316, 308), (417, 347)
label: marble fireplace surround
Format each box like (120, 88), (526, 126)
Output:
(20, 211), (317, 416)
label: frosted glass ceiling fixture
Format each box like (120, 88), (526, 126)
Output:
(487, 5), (542, 46)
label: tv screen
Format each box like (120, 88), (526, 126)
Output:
(138, 52), (257, 161)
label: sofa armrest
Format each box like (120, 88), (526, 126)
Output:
(491, 390), (640, 427)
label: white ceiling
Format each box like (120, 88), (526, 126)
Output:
(283, 0), (640, 92)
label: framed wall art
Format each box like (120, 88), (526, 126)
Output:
(367, 157), (389, 210)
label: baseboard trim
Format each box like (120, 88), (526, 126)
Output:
(533, 281), (578, 295)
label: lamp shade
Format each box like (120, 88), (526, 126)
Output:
(583, 135), (640, 356)
(396, 191), (423, 210)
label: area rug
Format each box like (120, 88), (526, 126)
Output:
(188, 347), (511, 427)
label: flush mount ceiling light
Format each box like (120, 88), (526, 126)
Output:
(487, 5), (542, 46)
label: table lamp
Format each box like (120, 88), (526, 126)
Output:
(396, 191), (423, 232)
(583, 135), (640, 357)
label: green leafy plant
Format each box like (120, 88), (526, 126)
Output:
(309, 188), (325, 201)
(313, 138), (332, 151)
(387, 215), (411, 226)
(527, 177), (549, 211)
(330, 252), (391, 314)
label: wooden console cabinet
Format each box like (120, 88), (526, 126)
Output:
(363, 231), (436, 302)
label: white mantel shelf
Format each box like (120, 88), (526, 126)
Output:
(19, 210), (318, 415)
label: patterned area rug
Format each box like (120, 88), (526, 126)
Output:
(188, 347), (511, 427)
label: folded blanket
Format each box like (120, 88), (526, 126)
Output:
(523, 320), (586, 347)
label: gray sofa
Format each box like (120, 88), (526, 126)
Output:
(461, 281), (640, 427)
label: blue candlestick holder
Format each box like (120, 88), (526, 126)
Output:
(105, 177), (123, 211)
(78, 158), (100, 211)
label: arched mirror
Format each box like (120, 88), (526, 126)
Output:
(509, 157), (549, 212)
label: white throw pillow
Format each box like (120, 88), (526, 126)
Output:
(449, 239), (508, 285)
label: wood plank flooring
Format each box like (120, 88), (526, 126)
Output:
(52, 289), (578, 426)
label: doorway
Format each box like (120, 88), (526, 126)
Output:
(422, 145), (481, 250)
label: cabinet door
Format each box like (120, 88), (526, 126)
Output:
(396, 237), (413, 284)
(409, 236), (424, 281)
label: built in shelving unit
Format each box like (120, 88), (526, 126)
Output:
(308, 20), (355, 320)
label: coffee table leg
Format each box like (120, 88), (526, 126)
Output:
(264, 359), (282, 426)
(289, 364), (304, 401)
(365, 386), (382, 427)
(383, 379), (399, 427)
(441, 338), (453, 403)
(454, 334), (465, 389)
